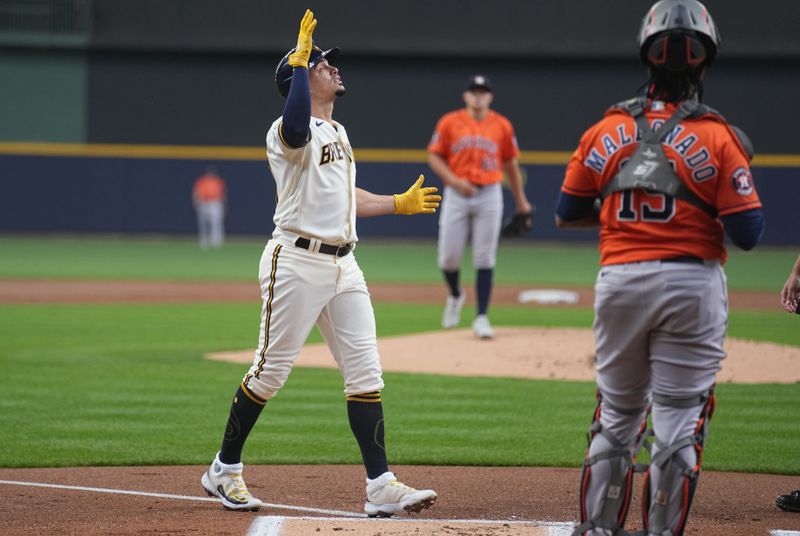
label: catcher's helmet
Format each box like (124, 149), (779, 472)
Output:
(275, 44), (339, 97)
(637, 0), (720, 71)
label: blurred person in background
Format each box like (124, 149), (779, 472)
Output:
(193, 166), (227, 249)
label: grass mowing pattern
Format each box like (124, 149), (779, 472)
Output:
(0, 302), (797, 474)
(0, 236), (795, 473)
(0, 236), (794, 290)
(0, 236), (261, 281)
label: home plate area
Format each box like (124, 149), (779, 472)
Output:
(247, 515), (574, 535)
(247, 516), (800, 536)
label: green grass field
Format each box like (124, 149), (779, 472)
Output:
(0, 235), (793, 290)
(0, 236), (797, 474)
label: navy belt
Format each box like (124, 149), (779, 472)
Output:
(294, 237), (352, 257)
(662, 256), (703, 264)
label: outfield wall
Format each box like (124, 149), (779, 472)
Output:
(2, 2), (798, 153)
(1, 151), (797, 245)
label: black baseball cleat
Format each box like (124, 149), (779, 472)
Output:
(776, 490), (800, 512)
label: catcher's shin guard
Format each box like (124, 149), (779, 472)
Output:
(573, 392), (650, 536)
(641, 388), (716, 536)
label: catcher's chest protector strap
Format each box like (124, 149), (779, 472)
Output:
(600, 97), (717, 218)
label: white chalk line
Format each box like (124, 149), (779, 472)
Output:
(0, 479), (360, 517)
(249, 516), (284, 536)
(2, 479), (796, 536)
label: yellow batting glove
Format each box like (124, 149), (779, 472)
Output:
(287, 9), (317, 68)
(394, 175), (442, 215)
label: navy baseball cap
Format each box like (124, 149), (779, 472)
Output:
(465, 74), (493, 92)
(275, 44), (340, 97)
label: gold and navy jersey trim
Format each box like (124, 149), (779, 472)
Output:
(277, 121), (295, 150)
(346, 390), (382, 403)
(240, 380), (267, 405)
(277, 121), (310, 150)
(254, 244), (282, 379)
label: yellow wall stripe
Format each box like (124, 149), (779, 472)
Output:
(0, 142), (264, 160)
(1, 142), (799, 167)
(751, 154), (800, 167)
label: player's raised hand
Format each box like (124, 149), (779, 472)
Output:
(394, 175), (442, 215)
(288, 9), (317, 68)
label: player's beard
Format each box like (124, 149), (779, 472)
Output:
(335, 88), (346, 97)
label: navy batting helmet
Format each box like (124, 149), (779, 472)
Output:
(637, 0), (720, 71)
(275, 45), (340, 97)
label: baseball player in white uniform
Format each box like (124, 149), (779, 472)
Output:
(201, 10), (440, 518)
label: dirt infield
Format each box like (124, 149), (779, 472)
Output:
(0, 279), (782, 310)
(1, 465), (798, 535)
(1, 279), (798, 535)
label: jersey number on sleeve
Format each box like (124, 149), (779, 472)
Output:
(617, 190), (676, 222)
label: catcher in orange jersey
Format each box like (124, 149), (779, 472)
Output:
(428, 75), (532, 339)
(555, 1), (764, 535)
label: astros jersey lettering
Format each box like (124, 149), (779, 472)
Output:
(428, 109), (519, 186)
(562, 101), (761, 265)
(267, 115), (357, 245)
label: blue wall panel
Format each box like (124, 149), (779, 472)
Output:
(1, 155), (797, 245)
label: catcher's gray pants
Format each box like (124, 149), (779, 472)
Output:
(584, 259), (727, 535)
(437, 182), (503, 271)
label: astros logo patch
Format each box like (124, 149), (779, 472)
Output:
(731, 167), (753, 196)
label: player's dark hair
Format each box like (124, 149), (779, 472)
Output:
(642, 66), (705, 103)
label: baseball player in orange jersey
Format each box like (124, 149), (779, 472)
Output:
(201, 9), (439, 517)
(192, 166), (227, 249)
(556, 1), (765, 535)
(428, 75), (532, 338)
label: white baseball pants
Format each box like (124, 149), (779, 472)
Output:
(243, 235), (384, 401)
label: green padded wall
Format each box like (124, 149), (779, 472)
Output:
(0, 50), (86, 142)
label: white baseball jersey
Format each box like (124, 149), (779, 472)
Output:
(266, 115), (358, 245)
(242, 114), (384, 402)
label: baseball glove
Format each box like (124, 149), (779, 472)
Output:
(501, 206), (536, 238)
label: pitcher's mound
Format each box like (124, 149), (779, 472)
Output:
(208, 327), (800, 384)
